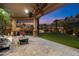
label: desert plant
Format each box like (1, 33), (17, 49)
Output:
(0, 8), (10, 34)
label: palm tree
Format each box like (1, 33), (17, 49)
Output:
(53, 20), (59, 32)
(43, 24), (48, 32)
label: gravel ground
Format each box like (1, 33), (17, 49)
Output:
(1, 36), (79, 56)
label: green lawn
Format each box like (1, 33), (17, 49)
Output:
(39, 32), (79, 49)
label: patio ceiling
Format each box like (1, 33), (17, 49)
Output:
(0, 3), (66, 18)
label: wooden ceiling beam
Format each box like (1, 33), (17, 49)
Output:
(42, 3), (68, 16)
(11, 17), (33, 20)
(36, 3), (67, 18)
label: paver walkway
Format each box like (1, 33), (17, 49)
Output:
(2, 36), (79, 56)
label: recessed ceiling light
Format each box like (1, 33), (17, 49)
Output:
(24, 9), (29, 14)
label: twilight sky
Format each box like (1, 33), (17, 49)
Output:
(39, 3), (79, 24)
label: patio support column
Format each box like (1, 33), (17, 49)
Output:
(37, 17), (39, 36)
(33, 18), (39, 36)
(11, 18), (16, 36)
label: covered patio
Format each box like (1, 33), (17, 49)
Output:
(0, 3), (79, 56)
(0, 3), (66, 36)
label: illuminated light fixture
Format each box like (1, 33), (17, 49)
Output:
(24, 9), (29, 14)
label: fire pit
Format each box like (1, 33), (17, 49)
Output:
(19, 35), (29, 45)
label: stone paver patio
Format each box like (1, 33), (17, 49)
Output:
(1, 36), (79, 56)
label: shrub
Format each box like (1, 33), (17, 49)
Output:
(65, 29), (73, 34)
(74, 29), (79, 36)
